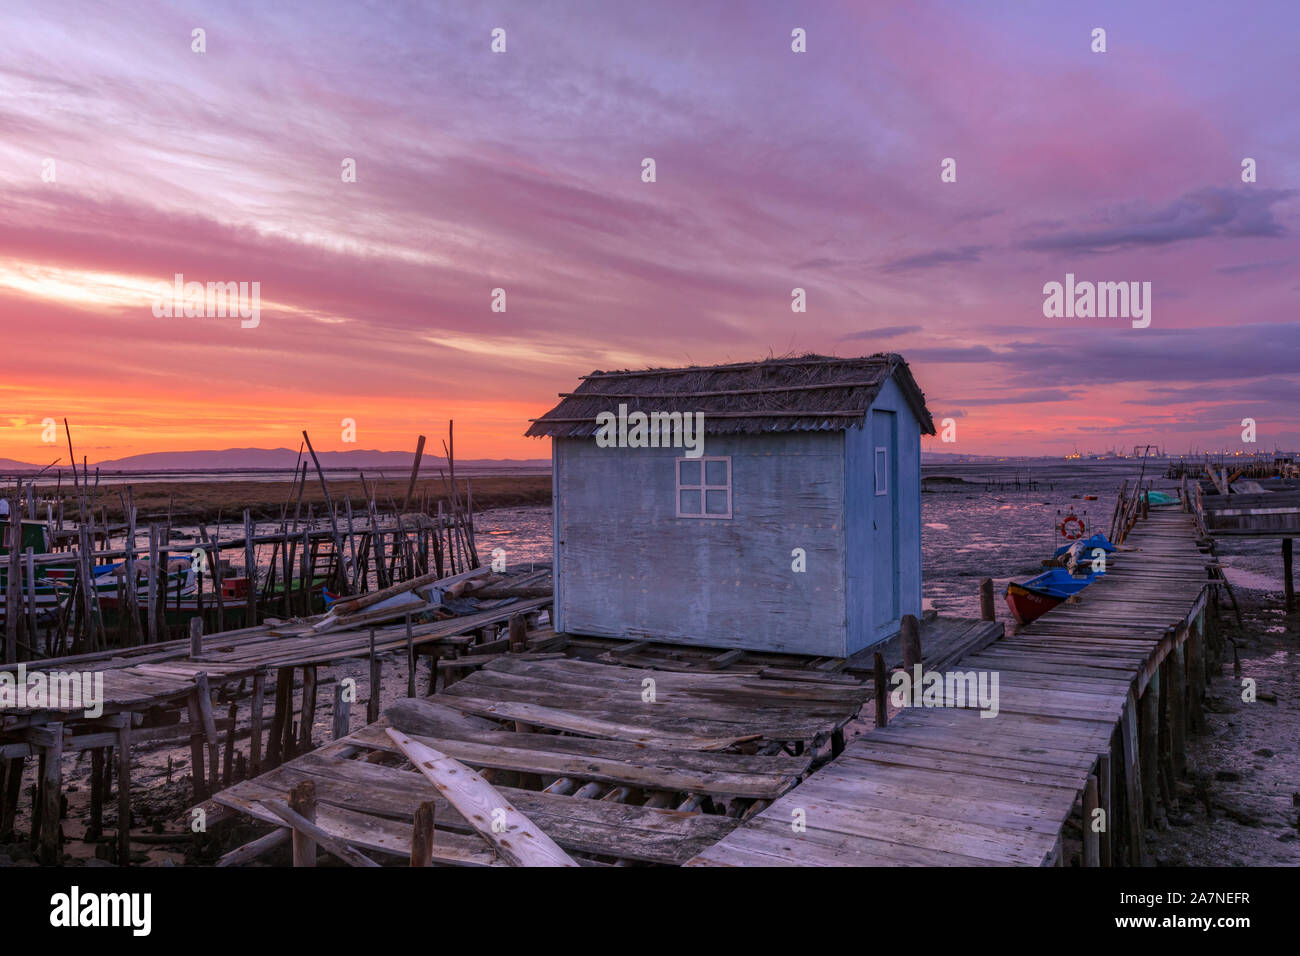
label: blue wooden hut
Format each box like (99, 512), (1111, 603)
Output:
(526, 354), (935, 658)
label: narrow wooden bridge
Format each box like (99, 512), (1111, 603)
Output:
(689, 508), (1215, 866)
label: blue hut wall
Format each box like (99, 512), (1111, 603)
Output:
(844, 374), (924, 653)
(551, 431), (849, 656)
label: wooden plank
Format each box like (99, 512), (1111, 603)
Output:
(385, 729), (579, 867)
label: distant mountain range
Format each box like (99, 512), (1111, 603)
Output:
(0, 447), (550, 472)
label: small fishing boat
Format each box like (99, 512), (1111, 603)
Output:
(1005, 534), (1116, 625)
(1, 518), (196, 627)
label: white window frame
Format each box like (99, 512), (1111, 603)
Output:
(676, 456), (732, 519)
(874, 446), (889, 496)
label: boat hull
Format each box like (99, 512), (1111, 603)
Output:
(1004, 583), (1064, 625)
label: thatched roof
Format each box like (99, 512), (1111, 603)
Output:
(526, 353), (935, 438)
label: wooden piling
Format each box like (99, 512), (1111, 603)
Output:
(250, 669), (266, 775)
(88, 747), (104, 841)
(979, 578), (995, 622)
(244, 509), (258, 627)
(900, 614), (921, 673)
(194, 673), (220, 793)
(1169, 642), (1187, 778)
(332, 683), (350, 740)
(187, 692), (207, 801)
(223, 700), (237, 787)
(406, 614), (416, 698)
(39, 722), (63, 865)
(288, 779), (317, 868)
(1139, 671), (1160, 824)
(1098, 751), (1113, 867)
(410, 800), (436, 867)
(1284, 538), (1295, 614)
(508, 613), (528, 653)
(189, 616), (203, 657)
(299, 665), (317, 752)
(1119, 692), (1145, 864)
(1082, 773), (1100, 867)
(873, 652), (888, 727)
(116, 723), (131, 865)
(367, 629), (381, 724)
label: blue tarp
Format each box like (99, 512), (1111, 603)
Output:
(1053, 533), (1116, 560)
(1019, 566), (1100, 599)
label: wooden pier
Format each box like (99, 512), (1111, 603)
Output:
(689, 507), (1215, 866)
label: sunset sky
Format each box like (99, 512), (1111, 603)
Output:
(1, 0), (1297, 464)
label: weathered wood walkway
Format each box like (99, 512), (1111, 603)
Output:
(212, 656), (872, 865)
(688, 508), (1214, 866)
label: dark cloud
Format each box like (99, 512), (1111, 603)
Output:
(840, 325), (921, 340)
(947, 389), (1083, 406)
(1019, 188), (1293, 254)
(1215, 259), (1291, 275)
(882, 245), (985, 273)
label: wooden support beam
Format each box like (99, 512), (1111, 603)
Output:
(332, 682), (351, 740)
(1169, 642), (1187, 778)
(900, 614), (921, 672)
(410, 800), (436, 868)
(193, 673), (221, 793)
(873, 652), (888, 728)
(1139, 670), (1161, 825)
(116, 723), (131, 865)
(367, 629), (381, 724)
(259, 796), (379, 868)
(186, 692), (207, 801)
(1119, 692), (1146, 865)
(1082, 773), (1100, 867)
(1284, 538), (1295, 614)
(38, 722), (63, 865)
(217, 828), (288, 867)
(1098, 752), (1113, 867)
(288, 780), (317, 867)
(979, 578), (995, 621)
(298, 665), (318, 752)
(249, 669), (266, 775)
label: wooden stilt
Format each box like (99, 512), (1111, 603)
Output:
(900, 614), (921, 673)
(250, 669), (266, 775)
(193, 673), (220, 793)
(1098, 751), (1113, 867)
(266, 667), (291, 768)
(1082, 772), (1100, 867)
(1169, 642), (1187, 778)
(279, 667), (298, 762)
(410, 800), (435, 867)
(332, 683), (350, 740)
(1284, 538), (1295, 614)
(1, 757), (25, 841)
(367, 630), (381, 724)
(1186, 620), (1205, 733)
(223, 700), (237, 787)
(38, 723), (63, 865)
(298, 665), (317, 752)
(979, 578), (995, 621)
(1139, 670), (1160, 824)
(88, 748), (104, 841)
(873, 652), (888, 728)
(116, 723), (131, 866)
(1120, 692), (1146, 864)
(288, 779), (317, 868)
(187, 693), (207, 801)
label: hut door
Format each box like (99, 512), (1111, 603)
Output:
(871, 410), (900, 628)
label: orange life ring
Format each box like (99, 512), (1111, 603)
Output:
(1058, 513), (1086, 539)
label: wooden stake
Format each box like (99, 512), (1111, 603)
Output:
(900, 613), (921, 673)
(298, 665), (317, 752)
(332, 683), (350, 740)
(39, 722), (63, 865)
(116, 723), (131, 866)
(1082, 772), (1100, 867)
(250, 669), (266, 775)
(979, 578), (995, 622)
(1284, 538), (1294, 614)
(189, 616), (204, 657)
(287, 780), (317, 868)
(194, 673), (220, 793)
(367, 629), (381, 724)
(873, 652), (888, 727)
(410, 800), (435, 867)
